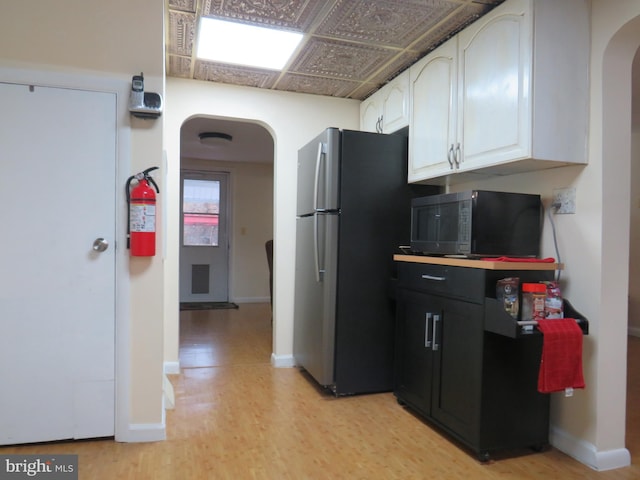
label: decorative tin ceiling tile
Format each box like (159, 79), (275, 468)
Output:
(168, 0), (196, 13)
(167, 55), (193, 78)
(290, 38), (397, 81)
(194, 61), (279, 88)
(275, 73), (361, 98)
(167, 11), (196, 56)
(203, 0), (325, 30)
(316, 0), (460, 49)
(410, 3), (493, 55)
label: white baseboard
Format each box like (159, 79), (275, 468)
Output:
(116, 422), (166, 443)
(271, 353), (296, 368)
(550, 426), (631, 471)
(628, 327), (640, 337)
(163, 361), (180, 375)
(163, 375), (175, 410)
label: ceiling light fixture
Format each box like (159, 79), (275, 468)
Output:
(199, 132), (233, 145)
(197, 17), (303, 70)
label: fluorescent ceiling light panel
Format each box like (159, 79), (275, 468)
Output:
(197, 18), (303, 70)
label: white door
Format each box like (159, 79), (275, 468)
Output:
(179, 171), (230, 303)
(0, 82), (116, 444)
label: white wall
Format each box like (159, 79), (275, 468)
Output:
(182, 157), (274, 303)
(0, 0), (166, 439)
(164, 78), (360, 367)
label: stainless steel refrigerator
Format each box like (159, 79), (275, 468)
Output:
(293, 128), (438, 395)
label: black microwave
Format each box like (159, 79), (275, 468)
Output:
(410, 190), (542, 257)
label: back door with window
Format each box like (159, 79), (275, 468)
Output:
(179, 171), (230, 303)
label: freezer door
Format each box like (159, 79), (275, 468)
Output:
(293, 213), (338, 387)
(296, 128), (340, 216)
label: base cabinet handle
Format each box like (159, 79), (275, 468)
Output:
(425, 313), (432, 347)
(432, 314), (440, 351)
(421, 274), (446, 281)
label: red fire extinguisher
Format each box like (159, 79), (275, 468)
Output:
(126, 167), (160, 256)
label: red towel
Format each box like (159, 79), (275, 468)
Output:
(537, 319), (585, 394)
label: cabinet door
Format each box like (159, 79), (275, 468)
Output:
(431, 296), (484, 445)
(457, 0), (531, 170)
(408, 38), (457, 182)
(360, 95), (382, 133)
(381, 71), (409, 133)
(394, 289), (435, 415)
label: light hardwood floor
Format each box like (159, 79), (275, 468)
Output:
(2, 303), (639, 479)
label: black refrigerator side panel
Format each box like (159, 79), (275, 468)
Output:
(332, 130), (438, 394)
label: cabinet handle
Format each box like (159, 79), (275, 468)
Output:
(447, 144), (455, 168)
(376, 116), (383, 133)
(425, 313), (432, 348)
(432, 314), (440, 351)
(454, 142), (461, 166)
(421, 274), (446, 281)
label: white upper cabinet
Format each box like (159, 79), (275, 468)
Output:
(457, 0), (532, 171)
(408, 0), (589, 184)
(360, 70), (410, 134)
(360, 95), (382, 133)
(408, 37), (457, 182)
(381, 70), (410, 133)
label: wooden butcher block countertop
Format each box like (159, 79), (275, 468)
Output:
(393, 254), (563, 271)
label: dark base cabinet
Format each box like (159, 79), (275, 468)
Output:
(394, 260), (554, 461)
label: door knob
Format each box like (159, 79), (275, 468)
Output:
(92, 238), (109, 252)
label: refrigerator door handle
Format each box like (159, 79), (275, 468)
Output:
(313, 142), (326, 211)
(314, 213), (322, 282)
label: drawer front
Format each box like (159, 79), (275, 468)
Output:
(397, 262), (485, 303)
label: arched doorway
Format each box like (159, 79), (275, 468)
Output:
(178, 116), (274, 306)
(178, 116), (275, 368)
(600, 9), (640, 470)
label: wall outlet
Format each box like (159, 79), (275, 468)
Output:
(552, 187), (576, 214)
